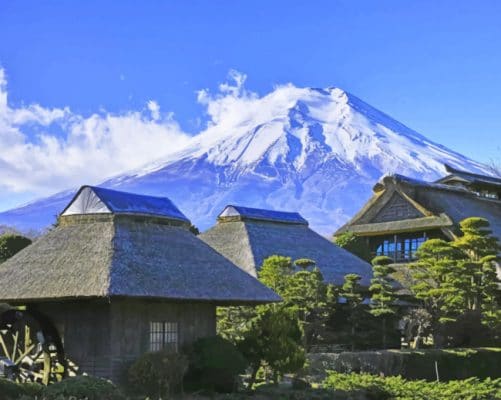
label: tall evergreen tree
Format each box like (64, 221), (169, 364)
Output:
(369, 256), (397, 348)
(454, 217), (501, 330)
(285, 263), (336, 348)
(340, 273), (364, 350)
(410, 238), (463, 346)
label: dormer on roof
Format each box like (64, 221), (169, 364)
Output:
(218, 205), (308, 225)
(61, 185), (190, 223)
(436, 164), (501, 200)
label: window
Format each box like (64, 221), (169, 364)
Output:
(374, 234), (426, 261)
(149, 322), (178, 352)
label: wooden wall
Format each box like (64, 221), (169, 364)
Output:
(33, 299), (216, 382)
(34, 300), (113, 379)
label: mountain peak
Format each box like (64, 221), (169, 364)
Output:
(0, 86), (492, 235)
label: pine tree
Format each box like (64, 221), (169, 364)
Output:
(284, 264), (336, 348)
(340, 273), (364, 350)
(410, 238), (463, 346)
(369, 256), (397, 348)
(454, 217), (501, 330)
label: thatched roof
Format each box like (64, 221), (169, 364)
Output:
(336, 172), (501, 241)
(200, 205), (373, 286)
(0, 187), (280, 304)
(436, 164), (501, 188)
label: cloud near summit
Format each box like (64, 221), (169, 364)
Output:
(0, 69), (309, 209)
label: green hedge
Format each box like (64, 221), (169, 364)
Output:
(324, 372), (501, 400)
(0, 379), (42, 400)
(308, 348), (501, 382)
(0, 376), (124, 400)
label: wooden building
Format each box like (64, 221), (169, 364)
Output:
(200, 205), (372, 286)
(0, 186), (279, 383)
(334, 165), (501, 264)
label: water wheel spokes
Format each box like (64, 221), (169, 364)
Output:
(0, 310), (66, 384)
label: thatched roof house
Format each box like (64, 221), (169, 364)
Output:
(335, 167), (501, 263)
(0, 186), (278, 381)
(200, 205), (373, 286)
(0, 186), (279, 304)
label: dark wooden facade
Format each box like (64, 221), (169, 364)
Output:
(33, 299), (216, 381)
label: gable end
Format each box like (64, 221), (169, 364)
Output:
(372, 192), (423, 223)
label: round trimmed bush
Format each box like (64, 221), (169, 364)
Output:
(128, 350), (188, 398)
(185, 335), (248, 393)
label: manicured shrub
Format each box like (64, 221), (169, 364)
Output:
(324, 372), (501, 400)
(308, 348), (501, 382)
(0, 378), (25, 400)
(128, 350), (188, 398)
(41, 375), (125, 400)
(185, 335), (248, 393)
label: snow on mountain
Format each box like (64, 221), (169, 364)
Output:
(0, 86), (492, 235)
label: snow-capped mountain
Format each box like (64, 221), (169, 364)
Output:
(0, 86), (492, 235)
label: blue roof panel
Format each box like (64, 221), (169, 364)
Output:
(89, 186), (189, 222)
(220, 205), (308, 225)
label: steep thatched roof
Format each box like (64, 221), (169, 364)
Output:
(436, 164), (501, 187)
(0, 188), (280, 304)
(336, 173), (501, 241)
(200, 205), (373, 286)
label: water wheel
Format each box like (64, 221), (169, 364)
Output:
(0, 308), (66, 384)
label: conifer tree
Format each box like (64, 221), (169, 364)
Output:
(341, 273), (364, 350)
(454, 217), (501, 330)
(285, 262), (336, 347)
(410, 238), (463, 346)
(369, 255), (396, 348)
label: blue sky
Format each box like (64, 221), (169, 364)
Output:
(0, 1), (500, 210)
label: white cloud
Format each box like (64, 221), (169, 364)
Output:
(0, 68), (190, 199)
(0, 68), (307, 208)
(147, 100), (160, 121)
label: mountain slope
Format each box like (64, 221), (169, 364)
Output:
(0, 87), (492, 235)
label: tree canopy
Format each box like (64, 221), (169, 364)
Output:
(0, 234), (32, 263)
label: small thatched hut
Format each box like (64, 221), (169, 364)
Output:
(0, 186), (279, 382)
(200, 205), (372, 286)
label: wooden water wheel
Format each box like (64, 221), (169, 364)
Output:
(0, 308), (67, 384)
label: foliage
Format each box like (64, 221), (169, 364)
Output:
(453, 217), (501, 332)
(334, 231), (371, 261)
(128, 350), (188, 397)
(340, 274), (364, 351)
(369, 256), (397, 349)
(284, 265), (337, 347)
(324, 371), (501, 400)
(0, 378), (33, 400)
(402, 308), (432, 349)
(0, 234), (32, 263)
(308, 348), (501, 382)
(217, 305), (257, 343)
(185, 335), (248, 393)
(258, 255), (294, 293)
(410, 238), (464, 344)
(218, 255), (336, 385)
(409, 218), (501, 346)
(189, 224), (200, 235)
(239, 305), (305, 386)
(41, 376), (125, 400)
(294, 258), (316, 269)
